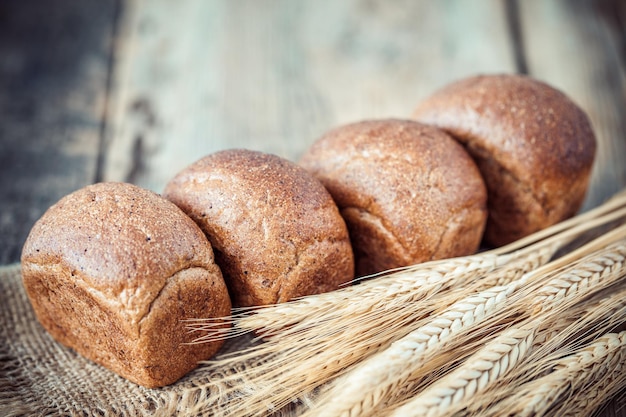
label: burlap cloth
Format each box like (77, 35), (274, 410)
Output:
(0, 263), (298, 417)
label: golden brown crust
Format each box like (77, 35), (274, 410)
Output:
(299, 119), (488, 277)
(412, 74), (596, 246)
(163, 149), (354, 307)
(21, 182), (231, 388)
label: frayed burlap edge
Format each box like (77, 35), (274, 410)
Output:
(0, 263), (299, 417)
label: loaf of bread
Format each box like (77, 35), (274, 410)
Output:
(21, 182), (231, 388)
(163, 149), (355, 307)
(299, 119), (488, 277)
(413, 74), (597, 246)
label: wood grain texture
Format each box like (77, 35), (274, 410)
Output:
(102, 0), (516, 192)
(518, 0), (626, 212)
(0, 0), (119, 263)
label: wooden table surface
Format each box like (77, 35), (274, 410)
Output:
(1, 0), (625, 415)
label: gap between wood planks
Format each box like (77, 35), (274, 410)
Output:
(95, 0), (124, 184)
(504, 0), (529, 74)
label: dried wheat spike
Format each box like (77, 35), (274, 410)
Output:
(529, 243), (626, 314)
(452, 285), (626, 417)
(188, 254), (532, 417)
(388, 325), (536, 417)
(557, 359), (626, 417)
(488, 331), (626, 417)
(303, 283), (518, 417)
(551, 334), (626, 417)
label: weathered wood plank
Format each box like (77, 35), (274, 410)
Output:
(518, 0), (626, 212)
(0, 0), (119, 264)
(102, 0), (516, 192)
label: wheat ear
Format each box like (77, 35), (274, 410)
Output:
(502, 331), (626, 417)
(388, 322), (537, 417)
(526, 242), (626, 315)
(556, 347), (626, 417)
(385, 286), (619, 417)
(186, 252), (539, 417)
(461, 296), (626, 417)
(301, 282), (519, 417)
(358, 234), (626, 417)
(450, 281), (626, 417)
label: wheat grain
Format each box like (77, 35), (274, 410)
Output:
(190, 248), (552, 417)
(194, 231), (625, 417)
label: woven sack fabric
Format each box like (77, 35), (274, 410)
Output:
(0, 263), (293, 417)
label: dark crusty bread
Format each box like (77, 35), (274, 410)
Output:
(299, 119), (488, 277)
(163, 149), (354, 307)
(21, 182), (231, 388)
(412, 74), (597, 246)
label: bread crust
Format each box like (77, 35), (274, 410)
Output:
(21, 182), (231, 388)
(412, 74), (596, 246)
(299, 119), (488, 277)
(163, 149), (354, 307)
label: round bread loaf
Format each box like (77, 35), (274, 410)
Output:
(163, 149), (354, 307)
(412, 74), (597, 246)
(299, 119), (488, 277)
(21, 182), (231, 388)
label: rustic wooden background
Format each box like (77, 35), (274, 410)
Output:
(1, 0), (625, 415)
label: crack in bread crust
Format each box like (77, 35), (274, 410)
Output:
(341, 206), (413, 276)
